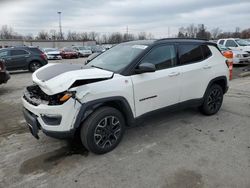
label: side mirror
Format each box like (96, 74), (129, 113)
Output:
(135, 63), (156, 74)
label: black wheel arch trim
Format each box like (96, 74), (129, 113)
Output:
(204, 76), (228, 98)
(74, 96), (135, 130)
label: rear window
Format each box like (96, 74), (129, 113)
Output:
(178, 44), (203, 65)
(28, 48), (43, 54)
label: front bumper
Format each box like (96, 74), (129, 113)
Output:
(0, 71), (10, 84)
(22, 96), (81, 139)
(234, 57), (250, 64)
(47, 55), (62, 60)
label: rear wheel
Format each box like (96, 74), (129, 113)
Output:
(80, 107), (125, 154)
(29, 61), (42, 72)
(199, 84), (224, 115)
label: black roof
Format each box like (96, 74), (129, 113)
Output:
(120, 38), (217, 47)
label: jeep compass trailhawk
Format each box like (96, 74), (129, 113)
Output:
(22, 39), (229, 154)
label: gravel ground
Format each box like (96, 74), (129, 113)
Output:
(0, 58), (250, 188)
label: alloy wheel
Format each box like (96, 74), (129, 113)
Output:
(94, 116), (121, 149)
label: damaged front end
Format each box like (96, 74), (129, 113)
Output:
(24, 85), (74, 106)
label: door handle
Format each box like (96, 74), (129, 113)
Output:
(203, 65), (212, 69)
(168, 72), (180, 77)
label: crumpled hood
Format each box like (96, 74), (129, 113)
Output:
(32, 63), (113, 95)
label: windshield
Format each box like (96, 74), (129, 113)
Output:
(87, 44), (148, 72)
(78, 47), (87, 50)
(218, 44), (229, 51)
(44, 48), (57, 52)
(235, 39), (250, 46)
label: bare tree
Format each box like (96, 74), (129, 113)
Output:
(196, 24), (211, 40)
(186, 24), (198, 38)
(211, 27), (222, 39)
(24, 33), (34, 40)
(67, 31), (79, 40)
(232, 27), (241, 38)
(36, 30), (49, 40)
(88, 32), (99, 41)
(138, 32), (147, 40)
(241, 28), (250, 39)
(0, 25), (14, 39)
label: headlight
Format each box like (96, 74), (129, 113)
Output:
(59, 91), (76, 103)
(235, 54), (243, 58)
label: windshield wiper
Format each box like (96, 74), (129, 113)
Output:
(91, 65), (104, 70)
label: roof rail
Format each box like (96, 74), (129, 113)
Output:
(156, 38), (209, 41)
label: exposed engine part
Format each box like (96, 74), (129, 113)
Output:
(24, 85), (65, 106)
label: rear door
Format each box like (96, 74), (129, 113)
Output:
(7, 49), (30, 69)
(178, 43), (213, 102)
(130, 44), (181, 117)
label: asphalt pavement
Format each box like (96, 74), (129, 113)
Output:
(0, 59), (250, 188)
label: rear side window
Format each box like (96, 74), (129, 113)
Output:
(178, 44), (203, 65)
(140, 45), (176, 70)
(29, 48), (43, 54)
(11, 50), (29, 56)
(219, 40), (224, 45)
(201, 45), (212, 59)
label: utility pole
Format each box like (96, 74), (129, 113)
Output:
(57, 11), (63, 40)
(126, 25), (129, 36)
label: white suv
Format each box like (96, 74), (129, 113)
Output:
(22, 39), (229, 154)
(217, 38), (250, 53)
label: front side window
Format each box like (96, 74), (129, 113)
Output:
(140, 45), (176, 70)
(225, 40), (238, 47)
(178, 44), (203, 65)
(11, 50), (29, 56)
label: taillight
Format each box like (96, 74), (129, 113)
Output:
(0, 60), (4, 71)
(40, 53), (47, 60)
(0, 62), (3, 71)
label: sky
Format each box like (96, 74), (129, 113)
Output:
(0, 0), (250, 38)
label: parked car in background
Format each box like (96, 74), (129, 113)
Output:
(42, 48), (62, 60)
(218, 44), (250, 64)
(72, 46), (92, 57)
(85, 52), (101, 64)
(91, 45), (106, 53)
(0, 59), (10, 84)
(60, 48), (78, 59)
(217, 38), (250, 53)
(0, 46), (48, 72)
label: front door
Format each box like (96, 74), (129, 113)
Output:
(7, 49), (30, 70)
(130, 44), (181, 117)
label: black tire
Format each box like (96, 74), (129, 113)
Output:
(80, 107), (125, 154)
(29, 61), (42, 72)
(199, 84), (224, 115)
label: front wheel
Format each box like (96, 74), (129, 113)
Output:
(29, 61), (42, 72)
(199, 84), (224, 115)
(80, 107), (125, 154)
